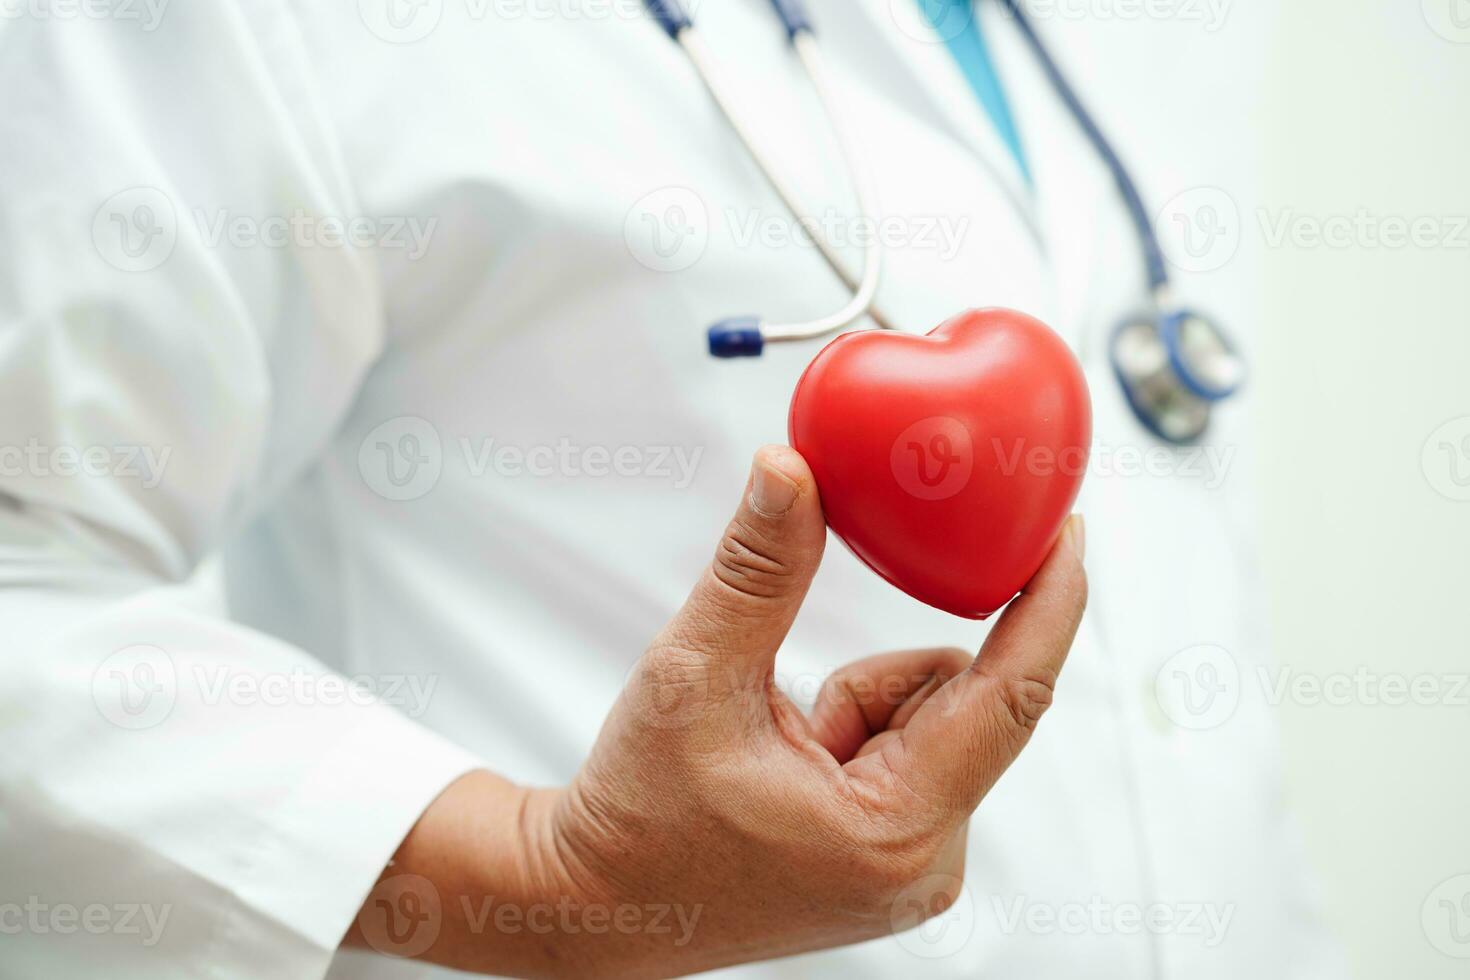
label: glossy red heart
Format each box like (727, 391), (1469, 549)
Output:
(788, 308), (1092, 619)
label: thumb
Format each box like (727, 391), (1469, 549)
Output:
(652, 445), (826, 691)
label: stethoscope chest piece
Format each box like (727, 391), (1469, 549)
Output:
(1110, 309), (1244, 445)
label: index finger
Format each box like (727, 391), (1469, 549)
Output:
(850, 516), (1088, 816)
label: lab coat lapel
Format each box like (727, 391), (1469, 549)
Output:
(981, 0), (1119, 351)
(846, 0), (1036, 218)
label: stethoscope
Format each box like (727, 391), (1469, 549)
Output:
(642, 0), (1245, 444)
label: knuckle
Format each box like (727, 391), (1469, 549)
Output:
(994, 669), (1059, 740)
(711, 517), (796, 599)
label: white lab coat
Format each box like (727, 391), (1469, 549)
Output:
(0, 2), (1343, 978)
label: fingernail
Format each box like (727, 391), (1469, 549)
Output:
(751, 450), (801, 517)
(1066, 514), (1087, 561)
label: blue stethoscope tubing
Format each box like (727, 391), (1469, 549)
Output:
(641, 0), (1245, 444)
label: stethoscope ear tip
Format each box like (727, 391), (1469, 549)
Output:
(709, 317), (766, 358)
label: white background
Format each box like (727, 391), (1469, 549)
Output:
(1259, 2), (1470, 978)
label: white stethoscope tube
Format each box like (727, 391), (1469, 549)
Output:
(675, 25), (897, 344)
(647, 0), (1244, 443)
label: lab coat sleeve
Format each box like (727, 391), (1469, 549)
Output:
(0, 9), (480, 978)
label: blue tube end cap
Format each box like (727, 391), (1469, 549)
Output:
(708, 317), (765, 358)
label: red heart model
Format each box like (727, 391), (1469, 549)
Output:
(788, 308), (1092, 620)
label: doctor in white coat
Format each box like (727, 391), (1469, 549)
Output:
(0, 1), (1342, 977)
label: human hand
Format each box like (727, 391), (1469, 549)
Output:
(352, 446), (1086, 978)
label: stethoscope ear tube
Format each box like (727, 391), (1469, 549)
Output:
(644, 0), (691, 38)
(644, 0), (1247, 445)
(764, 0), (814, 39)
